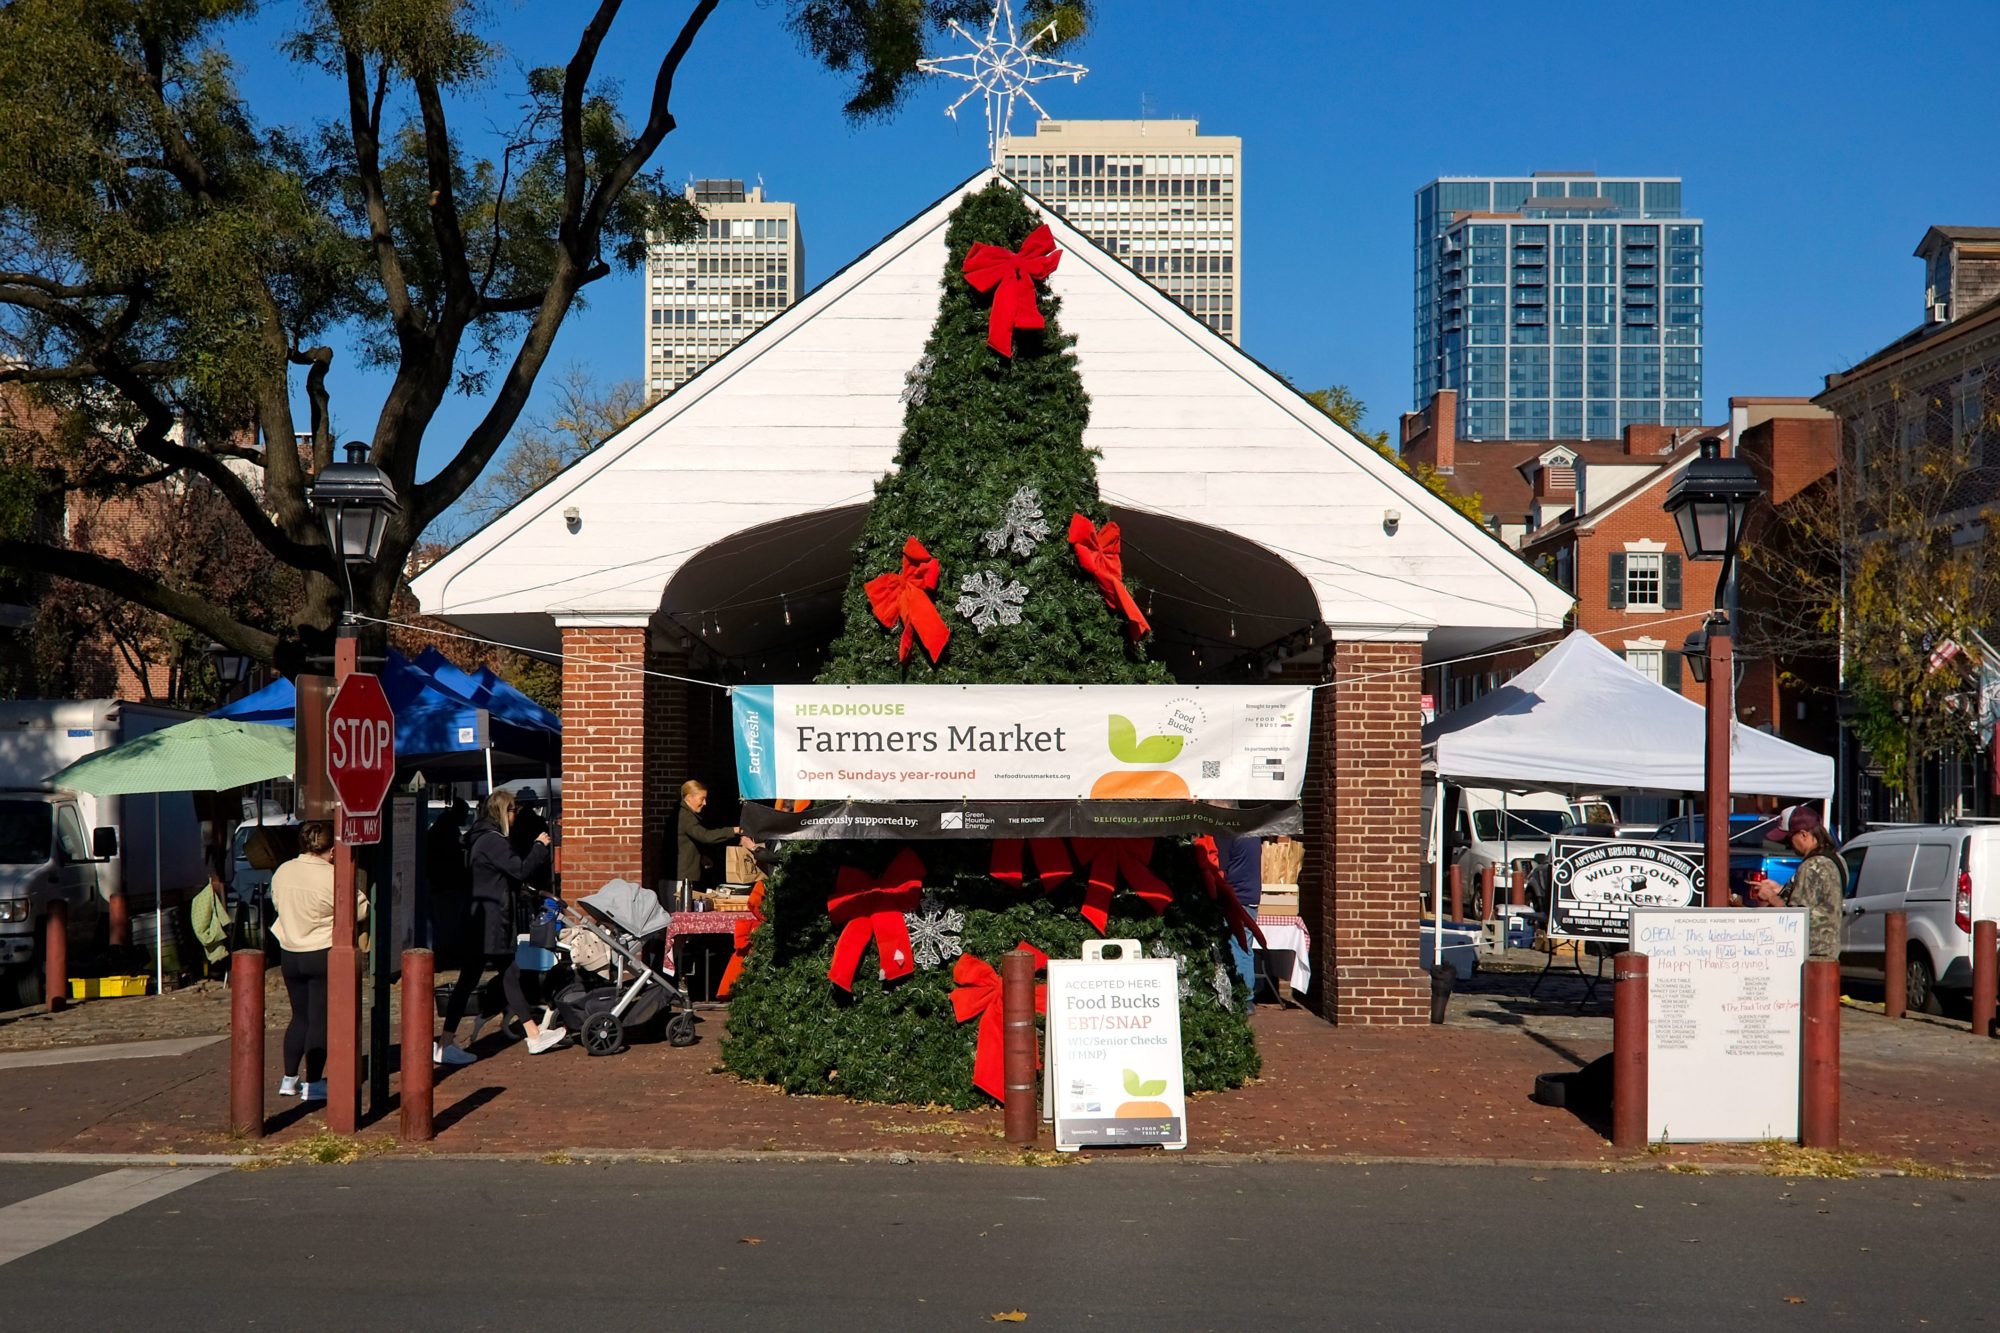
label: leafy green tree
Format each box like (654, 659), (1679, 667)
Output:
(0, 0), (1090, 673)
(722, 183), (1258, 1108)
(1300, 383), (1486, 525)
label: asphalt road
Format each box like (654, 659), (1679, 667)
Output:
(0, 1158), (1991, 1330)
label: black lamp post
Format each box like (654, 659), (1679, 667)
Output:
(1663, 436), (1762, 907)
(303, 439), (399, 1136)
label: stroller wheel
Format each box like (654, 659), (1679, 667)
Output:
(581, 1011), (624, 1056)
(665, 1010), (698, 1048)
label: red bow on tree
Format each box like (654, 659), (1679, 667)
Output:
(961, 224), (1062, 357)
(826, 849), (926, 991)
(990, 837), (1073, 890)
(1071, 838), (1174, 934)
(865, 536), (952, 664)
(1067, 514), (1150, 640)
(1192, 835), (1267, 951)
(717, 879), (767, 1000)
(951, 942), (1049, 1101)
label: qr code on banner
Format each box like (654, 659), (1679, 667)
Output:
(1201, 761), (1221, 780)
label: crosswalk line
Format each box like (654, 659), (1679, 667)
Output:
(0, 1167), (227, 1268)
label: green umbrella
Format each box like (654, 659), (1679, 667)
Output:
(48, 717), (296, 996)
(47, 717), (296, 796)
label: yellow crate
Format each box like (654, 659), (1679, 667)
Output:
(68, 975), (150, 999)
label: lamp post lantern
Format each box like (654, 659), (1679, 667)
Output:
(1663, 436), (1762, 908)
(306, 439), (399, 1133)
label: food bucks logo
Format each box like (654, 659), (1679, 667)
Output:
(1090, 713), (1193, 798)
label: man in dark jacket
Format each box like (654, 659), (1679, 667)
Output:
(509, 788), (554, 894)
(1213, 830), (1265, 997)
(676, 780), (745, 894)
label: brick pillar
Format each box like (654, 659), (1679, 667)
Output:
(644, 645), (692, 893)
(559, 623), (650, 895)
(1316, 638), (1431, 1024)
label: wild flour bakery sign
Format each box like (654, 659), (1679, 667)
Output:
(1549, 837), (1706, 942)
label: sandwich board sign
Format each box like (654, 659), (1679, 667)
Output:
(1044, 941), (1187, 1151)
(1629, 907), (1805, 1142)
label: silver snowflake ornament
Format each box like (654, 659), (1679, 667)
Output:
(1212, 963), (1237, 1012)
(983, 485), (1050, 557)
(903, 896), (966, 969)
(900, 352), (936, 407)
(956, 569), (1028, 633)
(1150, 940), (1193, 1001)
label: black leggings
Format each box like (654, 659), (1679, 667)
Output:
(280, 948), (330, 1081)
(442, 951), (534, 1036)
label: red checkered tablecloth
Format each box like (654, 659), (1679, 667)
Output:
(1255, 914), (1312, 992)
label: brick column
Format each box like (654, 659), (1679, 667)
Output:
(559, 623), (650, 895)
(1316, 638), (1431, 1024)
(643, 644), (693, 893)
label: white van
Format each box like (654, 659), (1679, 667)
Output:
(1839, 822), (2000, 1014)
(1422, 785), (1573, 910)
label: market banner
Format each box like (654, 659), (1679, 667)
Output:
(741, 798), (1302, 843)
(732, 684), (1312, 803)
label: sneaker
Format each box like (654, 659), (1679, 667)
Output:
(278, 1075), (300, 1098)
(434, 1040), (477, 1067)
(300, 1081), (327, 1101)
(525, 1026), (567, 1055)
(539, 1006), (556, 1031)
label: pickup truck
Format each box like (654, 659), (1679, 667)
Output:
(1649, 813), (1800, 900)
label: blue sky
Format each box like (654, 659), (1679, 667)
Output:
(223, 0), (2000, 507)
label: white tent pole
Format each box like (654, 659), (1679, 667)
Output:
(484, 745), (495, 798)
(1431, 786), (1444, 969)
(153, 792), (163, 996)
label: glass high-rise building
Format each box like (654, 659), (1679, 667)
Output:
(645, 180), (803, 397)
(1002, 120), (1241, 344)
(1413, 172), (1702, 440)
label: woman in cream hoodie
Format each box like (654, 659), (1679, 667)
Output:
(270, 822), (366, 1101)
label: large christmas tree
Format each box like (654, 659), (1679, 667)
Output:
(720, 182), (1259, 1109)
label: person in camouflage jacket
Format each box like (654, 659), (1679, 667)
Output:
(1756, 806), (1845, 960)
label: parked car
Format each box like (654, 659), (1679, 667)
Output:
(1839, 822), (1999, 1014)
(1649, 813), (1800, 901)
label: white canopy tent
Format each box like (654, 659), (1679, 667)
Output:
(1423, 630), (1834, 799)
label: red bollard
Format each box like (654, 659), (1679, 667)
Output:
(1480, 866), (1496, 921)
(1448, 865), (1464, 924)
(1973, 920), (1997, 1040)
(229, 949), (265, 1139)
(43, 900), (66, 1012)
(1883, 910), (1907, 1021)
(1001, 949), (1039, 1146)
(1510, 861), (1528, 908)
(400, 949), (435, 1142)
(1612, 951), (1648, 1149)
(1802, 958), (1840, 1148)
(107, 891), (129, 948)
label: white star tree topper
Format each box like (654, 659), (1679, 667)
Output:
(917, 0), (1089, 167)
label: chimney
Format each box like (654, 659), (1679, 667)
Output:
(1432, 389), (1456, 472)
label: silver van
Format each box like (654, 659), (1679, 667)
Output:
(1839, 822), (2000, 1014)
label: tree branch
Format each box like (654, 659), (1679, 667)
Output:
(579, 1), (719, 248)
(413, 70), (474, 306)
(0, 539), (280, 662)
(562, 1), (625, 230)
(341, 47), (424, 341)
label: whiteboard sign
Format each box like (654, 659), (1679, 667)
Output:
(1045, 946), (1187, 1151)
(1629, 908), (1805, 1143)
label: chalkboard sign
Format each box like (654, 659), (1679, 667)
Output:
(1550, 838), (1704, 942)
(1629, 907), (1805, 1143)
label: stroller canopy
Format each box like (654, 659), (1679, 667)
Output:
(582, 879), (671, 938)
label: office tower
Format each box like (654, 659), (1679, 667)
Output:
(1001, 120), (1242, 344)
(645, 180), (804, 397)
(1413, 172), (1702, 440)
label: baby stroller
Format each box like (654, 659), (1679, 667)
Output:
(551, 879), (697, 1055)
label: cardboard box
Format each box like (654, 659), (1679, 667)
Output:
(1258, 885), (1299, 916)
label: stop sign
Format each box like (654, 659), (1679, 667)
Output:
(326, 673), (396, 827)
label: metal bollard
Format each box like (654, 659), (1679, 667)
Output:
(1612, 951), (1648, 1149)
(1973, 920), (1997, 1040)
(1883, 910), (1907, 1021)
(43, 901), (66, 1012)
(1479, 865), (1496, 921)
(1802, 959), (1840, 1147)
(1448, 865), (1463, 924)
(1001, 949), (1039, 1146)
(1510, 860), (1529, 908)
(229, 949), (265, 1139)
(400, 949), (435, 1143)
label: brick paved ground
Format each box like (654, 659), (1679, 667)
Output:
(5, 967), (1998, 1171)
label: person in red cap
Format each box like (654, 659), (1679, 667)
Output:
(1753, 805), (1846, 960)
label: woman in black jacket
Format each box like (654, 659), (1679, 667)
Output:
(434, 790), (563, 1064)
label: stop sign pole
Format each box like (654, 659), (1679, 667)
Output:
(324, 633), (395, 1135)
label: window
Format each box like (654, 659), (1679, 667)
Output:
(1624, 649), (1664, 684)
(55, 805), (87, 862)
(1624, 552), (1663, 609)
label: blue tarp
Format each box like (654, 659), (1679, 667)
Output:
(413, 647), (562, 733)
(211, 651), (560, 771)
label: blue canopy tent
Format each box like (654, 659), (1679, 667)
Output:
(413, 647), (562, 733)
(210, 651), (560, 792)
